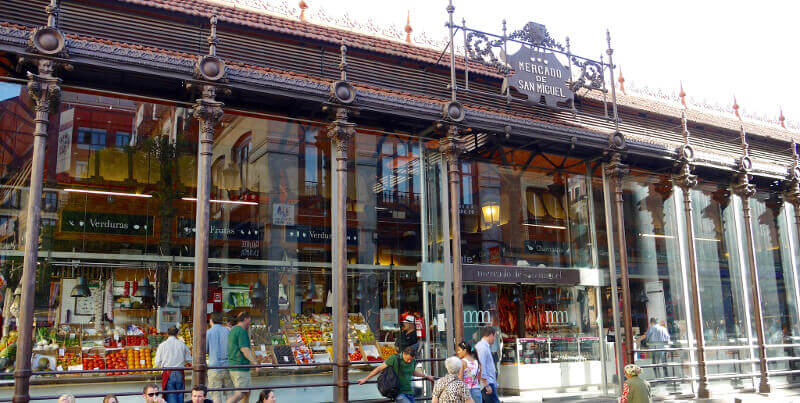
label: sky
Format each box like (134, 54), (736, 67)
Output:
(284, 0), (799, 129)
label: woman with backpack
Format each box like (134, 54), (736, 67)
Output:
(357, 346), (434, 403)
(432, 356), (475, 403)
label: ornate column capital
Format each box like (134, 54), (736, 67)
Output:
(732, 171), (756, 199)
(438, 125), (466, 162)
(192, 89), (224, 138)
(26, 62), (61, 116)
(672, 162), (698, 191)
(604, 151), (629, 180)
(327, 106), (356, 154)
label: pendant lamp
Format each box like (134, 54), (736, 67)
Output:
(251, 280), (266, 300)
(134, 276), (154, 298)
(71, 276), (91, 298)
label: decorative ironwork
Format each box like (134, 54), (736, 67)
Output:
(509, 22), (564, 51)
(195, 14), (227, 82)
(465, 31), (503, 70)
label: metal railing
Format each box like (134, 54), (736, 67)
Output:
(4, 358), (446, 402)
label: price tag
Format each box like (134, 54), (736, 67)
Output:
(69, 333), (76, 340)
(114, 334), (119, 341)
(260, 344), (266, 352)
(58, 348), (65, 357)
(56, 365), (63, 371)
(140, 360), (145, 365)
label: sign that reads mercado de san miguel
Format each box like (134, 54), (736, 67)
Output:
(508, 47), (572, 108)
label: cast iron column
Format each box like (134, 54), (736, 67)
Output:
(191, 86), (223, 386)
(673, 162), (711, 397)
(329, 106), (355, 402)
(784, 143), (800, 272)
(605, 152), (633, 364)
(439, 126), (465, 342)
(189, 15), (226, 386)
(13, 59), (61, 403)
(733, 172), (771, 393)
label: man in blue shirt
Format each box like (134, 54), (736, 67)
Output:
(206, 312), (231, 403)
(474, 326), (499, 403)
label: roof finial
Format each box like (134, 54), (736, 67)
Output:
(299, 0), (308, 22)
(733, 95), (741, 120)
(207, 13), (219, 57)
(404, 10), (413, 44)
(779, 107), (786, 129)
(617, 66), (625, 95)
(46, 0), (59, 28)
(339, 37), (348, 81)
(679, 81), (687, 109)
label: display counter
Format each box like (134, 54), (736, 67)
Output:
(498, 336), (604, 394)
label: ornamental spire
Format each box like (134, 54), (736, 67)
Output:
(404, 11), (413, 44)
(779, 107), (786, 129)
(733, 96), (741, 120)
(617, 66), (625, 95)
(299, 0), (308, 22)
(679, 81), (687, 109)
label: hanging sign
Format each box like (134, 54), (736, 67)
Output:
(508, 45), (572, 108)
(462, 264), (579, 284)
(56, 108), (74, 174)
(177, 218), (262, 241)
(60, 211), (153, 236)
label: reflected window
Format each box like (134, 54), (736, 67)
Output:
(77, 127), (107, 150)
(234, 134), (251, 193)
(115, 131), (131, 148)
(42, 191), (58, 212)
(0, 189), (20, 209)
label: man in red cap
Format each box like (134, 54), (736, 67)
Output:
(395, 314), (419, 354)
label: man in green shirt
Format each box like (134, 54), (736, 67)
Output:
(357, 346), (434, 403)
(225, 312), (258, 403)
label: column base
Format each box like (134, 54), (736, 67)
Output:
(696, 383), (710, 399)
(758, 379), (771, 394)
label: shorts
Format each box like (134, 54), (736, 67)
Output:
(229, 370), (252, 388)
(208, 369), (233, 403)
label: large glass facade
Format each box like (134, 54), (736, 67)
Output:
(3, 75), (800, 401)
(623, 172), (693, 395)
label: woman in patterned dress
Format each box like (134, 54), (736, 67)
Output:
(432, 356), (475, 403)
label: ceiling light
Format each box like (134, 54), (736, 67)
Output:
(182, 197), (257, 205)
(65, 189), (152, 198)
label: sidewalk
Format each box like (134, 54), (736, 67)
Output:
(497, 387), (800, 402)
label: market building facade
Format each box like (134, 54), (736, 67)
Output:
(0, 0), (799, 402)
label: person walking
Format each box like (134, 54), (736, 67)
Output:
(357, 346), (435, 403)
(396, 314), (419, 353)
(432, 356), (474, 403)
(474, 326), (499, 403)
(456, 341), (483, 403)
(620, 364), (652, 403)
(638, 317), (670, 378)
(225, 311), (259, 403)
(154, 326), (192, 403)
(207, 312), (232, 403)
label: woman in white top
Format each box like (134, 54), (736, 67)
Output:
(457, 341), (483, 403)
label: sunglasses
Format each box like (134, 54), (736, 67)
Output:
(146, 392), (161, 397)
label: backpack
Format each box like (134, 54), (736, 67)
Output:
(377, 354), (401, 399)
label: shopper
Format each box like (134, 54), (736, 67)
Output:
(186, 384), (214, 403)
(396, 314), (419, 353)
(639, 317), (670, 378)
(142, 384), (167, 403)
(257, 389), (277, 402)
(357, 346), (435, 403)
(620, 364), (652, 403)
(226, 311), (259, 403)
(103, 394), (119, 403)
(456, 341), (483, 403)
(474, 326), (499, 403)
(154, 326), (192, 403)
(207, 312), (232, 403)
(432, 356), (474, 403)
